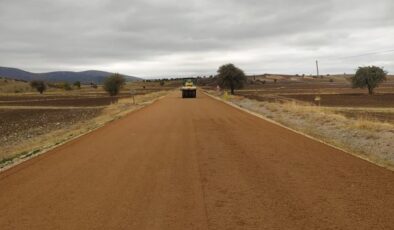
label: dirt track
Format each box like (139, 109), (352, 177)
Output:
(0, 91), (393, 229)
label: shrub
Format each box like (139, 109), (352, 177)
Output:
(90, 82), (98, 88)
(103, 73), (125, 96)
(30, 80), (47, 94)
(63, 82), (72, 91)
(73, 81), (81, 89)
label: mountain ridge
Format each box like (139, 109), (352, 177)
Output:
(0, 66), (141, 84)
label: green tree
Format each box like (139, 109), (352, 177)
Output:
(73, 81), (81, 89)
(103, 73), (125, 96)
(351, 66), (387, 94)
(30, 80), (47, 94)
(217, 63), (246, 94)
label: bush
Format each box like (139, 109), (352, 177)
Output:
(73, 81), (81, 89)
(103, 73), (125, 96)
(30, 80), (47, 94)
(63, 82), (72, 91)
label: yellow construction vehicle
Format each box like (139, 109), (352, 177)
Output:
(181, 79), (197, 98)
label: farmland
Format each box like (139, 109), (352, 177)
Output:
(0, 79), (179, 165)
(234, 75), (394, 123)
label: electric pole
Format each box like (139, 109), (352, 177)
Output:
(316, 60), (320, 78)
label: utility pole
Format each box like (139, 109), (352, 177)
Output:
(316, 60), (320, 78)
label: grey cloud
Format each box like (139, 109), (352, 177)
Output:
(0, 0), (393, 77)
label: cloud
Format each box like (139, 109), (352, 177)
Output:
(0, 0), (393, 77)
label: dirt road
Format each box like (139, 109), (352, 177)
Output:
(0, 91), (393, 229)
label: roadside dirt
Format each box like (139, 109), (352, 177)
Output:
(0, 91), (393, 229)
(282, 93), (394, 107)
(337, 109), (394, 123)
(239, 92), (394, 122)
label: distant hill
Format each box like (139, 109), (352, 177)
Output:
(0, 67), (141, 84)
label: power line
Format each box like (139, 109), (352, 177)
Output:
(338, 49), (394, 60)
(320, 48), (394, 62)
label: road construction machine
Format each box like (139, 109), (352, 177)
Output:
(181, 79), (197, 98)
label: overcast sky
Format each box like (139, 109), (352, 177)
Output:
(0, 0), (393, 78)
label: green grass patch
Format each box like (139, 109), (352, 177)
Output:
(0, 156), (14, 165)
(24, 149), (41, 158)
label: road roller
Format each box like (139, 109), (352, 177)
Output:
(181, 79), (196, 98)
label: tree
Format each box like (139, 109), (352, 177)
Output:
(73, 81), (81, 89)
(216, 63), (246, 94)
(159, 80), (165, 86)
(30, 80), (47, 94)
(103, 73), (125, 96)
(351, 66), (387, 94)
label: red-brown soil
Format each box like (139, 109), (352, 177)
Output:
(0, 91), (393, 229)
(0, 95), (125, 107)
(0, 108), (102, 149)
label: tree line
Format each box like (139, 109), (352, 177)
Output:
(213, 64), (387, 95)
(29, 65), (388, 95)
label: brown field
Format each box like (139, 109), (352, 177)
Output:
(0, 95), (121, 106)
(0, 80), (178, 161)
(0, 108), (102, 144)
(238, 92), (394, 123)
(232, 75), (394, 123)
(242, 74), (394, 94)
